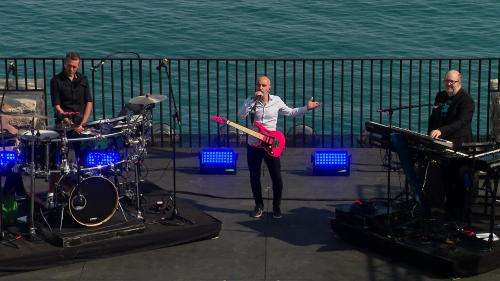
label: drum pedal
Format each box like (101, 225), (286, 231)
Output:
(46, 192), (55, 208)
(149, 198), (172, 214)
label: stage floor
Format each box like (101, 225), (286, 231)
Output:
(1, 147), (500, 281)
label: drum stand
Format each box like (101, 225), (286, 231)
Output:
(112, 173), (129, 223)
(134, 159), (143, 220)
(0, 139), (5, 240)
(122, 111), (146, 221)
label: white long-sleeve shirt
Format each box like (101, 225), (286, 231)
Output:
(239, 94), (308, 146)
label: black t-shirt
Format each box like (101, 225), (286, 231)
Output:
(428, 88), (474, 148)
(50, 71), (92, 124)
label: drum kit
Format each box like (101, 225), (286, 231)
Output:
(0, 94), (167, 238)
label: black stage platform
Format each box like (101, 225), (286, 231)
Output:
(331, 200), (500, 277)
(2, 147), (500, 281)
(0, 181), (221, 275)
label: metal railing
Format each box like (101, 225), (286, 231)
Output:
(1, 57), (499, 147)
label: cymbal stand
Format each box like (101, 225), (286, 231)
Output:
(58, 129), (69, 231)
(28, 116), (38, 239)
(134, 158), (143, 221)
(127, 110), (147, 221)
(487, 170), (499, 249)
(0, 62), (14, 240)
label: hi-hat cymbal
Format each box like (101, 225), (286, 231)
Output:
(129, 94), (167, 105)
(0, 113), (48, 119)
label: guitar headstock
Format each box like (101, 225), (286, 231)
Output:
(210, 115), (228, 125)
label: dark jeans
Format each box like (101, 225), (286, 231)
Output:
(247, 145), (283, 209)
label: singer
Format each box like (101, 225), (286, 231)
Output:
(239, 75), (320, 219)
(50, 52), (93, 134)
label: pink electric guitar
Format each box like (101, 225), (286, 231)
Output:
(210, 115), (286, 158)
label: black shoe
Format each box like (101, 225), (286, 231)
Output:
(251, 206), (264, 218)
(273, 207), (282, 219)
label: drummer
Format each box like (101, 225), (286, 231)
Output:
(50, 52), (93, 134)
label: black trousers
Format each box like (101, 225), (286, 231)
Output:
(247, 145), (283, 209)
(442, 161), (473, 220)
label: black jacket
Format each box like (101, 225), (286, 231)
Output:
(428, 88), (474, 148)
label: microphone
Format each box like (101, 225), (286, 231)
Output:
(156, 58), (169, 70)
(8, 62), (16, 74)
(91, 60), (106, 72)
(251, 93), (262, 112)
(250, 95), (260, 123)
(251, 101), (258, 112)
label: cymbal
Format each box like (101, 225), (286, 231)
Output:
(0, 113), (48, 119)
(129, 94), (167, 105)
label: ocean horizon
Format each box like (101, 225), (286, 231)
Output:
(1, 1), (498, 143)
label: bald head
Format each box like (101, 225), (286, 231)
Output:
(256, 75), (271, 96)
(446, 70), (462, 81)
(444, 69), (462, 96)
(257, 76), (271, 86)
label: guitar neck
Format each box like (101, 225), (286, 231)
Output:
(226, 120), (266, 141)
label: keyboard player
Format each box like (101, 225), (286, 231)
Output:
(389, 70), (474, 221)
(428, 70), (474, 220)
(428, 70), (474, 148)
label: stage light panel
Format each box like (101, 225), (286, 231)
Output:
(199, 148), (237, 174)
(0, 151), (17, 170)
(311, 150), (350, 176)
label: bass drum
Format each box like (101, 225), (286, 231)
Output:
(68, 176), (118, 227)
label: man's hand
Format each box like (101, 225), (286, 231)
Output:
(307, 97), (321, 110)
(74, 124), (85, 134)
(430, 129), (442, 139)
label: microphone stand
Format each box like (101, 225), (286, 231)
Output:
(377, 106), (396, 231)
(377, 103), (433, 232)
(158, 59), (192, 225)
(91, 51), (142, 79)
